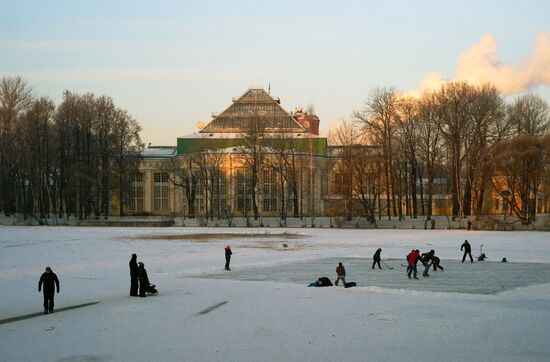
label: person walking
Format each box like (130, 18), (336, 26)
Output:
(38, 266), (60, 314)
(335, 262), (346, 286)
(138, 262), (149, 297)
(421, 250), (435, 277)
(406, 250), (421, 279)
(225, 244), (232, 271)
(129, 253), (138, 297)
(461, 240), (473, 263)
(432, 256), (444, 271)
(372, 248), (382, 269)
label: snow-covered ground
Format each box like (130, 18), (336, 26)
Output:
(1, 227), (550, 361)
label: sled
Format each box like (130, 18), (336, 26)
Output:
(146, 284), (159, 295)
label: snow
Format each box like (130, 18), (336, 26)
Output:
(1, 227), (550, 361)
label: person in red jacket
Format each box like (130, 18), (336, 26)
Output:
(406, 249), (421, 279)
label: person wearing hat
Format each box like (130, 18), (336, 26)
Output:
(225, 244), (232, 271)
(461, 240), (473, 263)
(406, 249), (421, 279)
(421, 250), (435, 277)
(335, 262), (346, 286)
(138, 262), (149, 297)
(432, 255), (444, 271)
(372, 248), (383, 269)
(129, 253), (139, 297)
(38, 266), (60, 314)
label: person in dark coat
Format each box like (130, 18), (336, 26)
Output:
(129, 253), (138, 297)
(421, 250), (435, 277)
(461, 240), (473, 263)
(372, 248), (382, 269)
(138, 262), (149, 297)
(335, 262), (346, 286)
(432, 256), (444, 271)
(406, 249), (421, 279)
(317, 277), (333, 287)
(225, 244), (232, 271)
(38, 266), (60, 314)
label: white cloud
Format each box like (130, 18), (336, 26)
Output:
(410, 32), (550, 96)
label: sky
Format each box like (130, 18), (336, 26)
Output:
(1, 0), (549, 145)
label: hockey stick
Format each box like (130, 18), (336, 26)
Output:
(380, 260), (394, 270)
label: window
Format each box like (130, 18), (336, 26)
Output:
(237, 169), (252, 213)
(332, 171), (349, 194)
(332, 172), (342, 194)
(213, 170), (227, 213)
(263, 169), (277, 212)
(153, 172), (169, 212)
(194, 198), (205, 213)
(129, 172), (144, 212)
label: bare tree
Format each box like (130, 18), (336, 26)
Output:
(463, 84), (507, 217)
(195, 147), (226, 221)
(432, 82), (476, 219)
(508, 94), (550, 136)
(236, 112), (266, 219)
(162, 155), (198, 218)
(0, 76), (34, 215)
(329, 121), (360, 220)
(396, 97), (422, 218)
(354, 87), (401, 219)
(112, 109), (143, 217)
(416, 93), (443, 218)
(487, 135), (545, 223)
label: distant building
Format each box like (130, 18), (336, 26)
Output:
(119, 87), (547, 220)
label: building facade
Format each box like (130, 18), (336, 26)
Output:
(124, 88), (547, 221)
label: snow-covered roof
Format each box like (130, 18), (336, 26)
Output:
(178, 132), (324, 140)
(141, 147), (176, 158)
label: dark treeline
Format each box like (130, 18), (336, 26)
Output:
(332, 82), (550, 224)
(0, 76), (143, 222)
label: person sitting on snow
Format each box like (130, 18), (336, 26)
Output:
(138, 262), (150, 297)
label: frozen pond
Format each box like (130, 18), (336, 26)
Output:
(2, 227), (550, 361)
(201, 257), (550, 295)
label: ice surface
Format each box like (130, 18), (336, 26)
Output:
(201, 258), (550, 295)
(1, 227), (550, 361)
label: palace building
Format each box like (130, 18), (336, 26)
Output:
(122, 87), (547, 222)
(126, 88), (330, 221)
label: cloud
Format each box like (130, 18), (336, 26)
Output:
(409, 32), (550, 96)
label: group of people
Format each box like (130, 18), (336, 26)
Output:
(405, 249), (444, 279)
(331, 239), (476, 285)
(129, 253), (151, 297)
(405, 239), (473, 279)
(37, 240), (478, 313)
